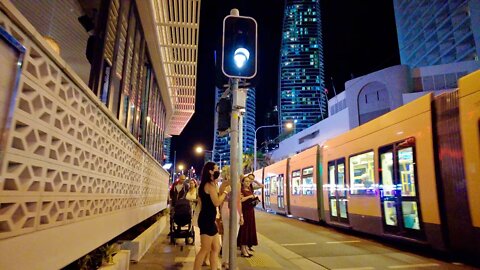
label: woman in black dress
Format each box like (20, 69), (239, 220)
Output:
(193, 162), (231, 270)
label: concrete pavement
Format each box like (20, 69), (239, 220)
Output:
(130, 210), (477, 270)
(129, 215), (327, 270)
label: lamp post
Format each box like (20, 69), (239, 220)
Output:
(195, 146), (225, 170)
(217, 153), (225, 171)
(178, 164), (184, 176)
(253, 122), (293, 172)
(172, 150), (176, 184)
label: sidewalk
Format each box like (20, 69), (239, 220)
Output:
(130, 217), (327, 270)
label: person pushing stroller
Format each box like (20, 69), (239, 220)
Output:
(169, 175), (188, 234)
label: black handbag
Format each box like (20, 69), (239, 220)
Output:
(251, 196), (260, 206)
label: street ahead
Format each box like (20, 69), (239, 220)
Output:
(254, 210), (478, 270)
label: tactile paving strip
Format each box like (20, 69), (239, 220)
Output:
(245, 252), (282, 268)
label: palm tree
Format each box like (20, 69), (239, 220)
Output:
(243, 153), (254, 173)
(221, 165), (230, 181)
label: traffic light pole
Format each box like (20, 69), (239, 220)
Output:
(229, 77), (240, 270)
(222, 8), (256, 269)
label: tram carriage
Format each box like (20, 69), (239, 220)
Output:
(322, 93), (444, 248)
(458, 71), (480, 256)
(287, 146), (321, 222)
(253, 168), (264, 209)
(255, 70), (480, 255)
(263, 158), (289, 215)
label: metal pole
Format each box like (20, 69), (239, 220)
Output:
(253, 136), (257, 172)
(229, 77), (239, 270)
(239, 112), (243, 175)
(172, 150), (176, 184)
(219, 153), (222, 171)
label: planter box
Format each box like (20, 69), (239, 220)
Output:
(98, 250), (131, 270)
(120, 216), (167, 262)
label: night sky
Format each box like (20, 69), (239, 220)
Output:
(171, 0), (400, 173)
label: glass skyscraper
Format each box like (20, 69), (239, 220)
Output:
(394, 0), (480, 67)
(163, 137), (172, 163)
(213, 87), (256, 167)
(279, 0), (327, 134)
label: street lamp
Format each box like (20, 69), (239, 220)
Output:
(253, 123), (293, 172)
(178, 164), (184, 175)
(194, 146), (225, 170)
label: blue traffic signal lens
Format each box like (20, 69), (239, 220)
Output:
(234, 47), (250, 68)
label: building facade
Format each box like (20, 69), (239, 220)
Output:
(278, 0), (327, 134)
(213, 87), (256, 167)
(243, 87), (256, 154)
(271, 61), (479, 162)
(272, 0), (480, 162)
(0, 0), (200, 268)
(394, 0), (480, 67)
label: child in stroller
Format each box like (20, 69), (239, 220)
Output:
(170, 198), (195, 245)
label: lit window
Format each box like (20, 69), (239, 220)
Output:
(291, 170), (301, 195)
(350, 151), (375, 195)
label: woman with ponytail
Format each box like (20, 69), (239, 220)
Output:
(193, 162), (231, 270)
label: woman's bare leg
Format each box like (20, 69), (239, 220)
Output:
(210, 234), (221, 270)
(194, 234), (213, 270)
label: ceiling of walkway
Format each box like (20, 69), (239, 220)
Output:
(11, 0), (201, 136)
(151, 0), (201, 135)
(11, 0), (91, 83)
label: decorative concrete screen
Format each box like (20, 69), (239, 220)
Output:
(0, 5), (169, 270)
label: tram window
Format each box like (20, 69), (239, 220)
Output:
(278, 174), (284, 196)
(330, 200), (338, 217)
(380, 152), (395, 196)
(402, 201), (420, 230)
(291, 170), (301, 195)
(398, 147), (416, 197)
(302, 167), (314, 196)
(270, 176), (278, 196)
(349, 151), (375, 195)
(264, 177), (270, 196)
(337, 163), (346, 197)
(384, 201), (397, 226)
(328, 163), (336, 196)
(339, 199), (348, 218)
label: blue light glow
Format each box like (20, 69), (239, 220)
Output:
(234, 47), (250, 68)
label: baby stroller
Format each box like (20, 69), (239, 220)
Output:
(170, 198), (195, 245)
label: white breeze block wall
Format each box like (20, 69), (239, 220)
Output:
(0, 2), (169, 270)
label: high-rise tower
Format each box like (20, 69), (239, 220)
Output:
(279, 0), (327, 134)
(394, 0), (480, 67)
(163, 137), (172, 163)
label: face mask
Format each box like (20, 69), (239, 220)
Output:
(213, 171), (220, 179)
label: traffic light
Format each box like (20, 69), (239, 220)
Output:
(222, 15), (257, 79)
(217, 97), (232, 134)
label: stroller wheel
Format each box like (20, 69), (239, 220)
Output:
(170, 233), (175, 245)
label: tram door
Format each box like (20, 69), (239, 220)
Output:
(268, 174), (285, 212)
(379, 138), (423, 237)
(264, 176), (271, 208)
(277, 174), (285, 209)
(328, 158), (349, 223)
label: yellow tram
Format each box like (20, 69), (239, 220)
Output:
(255, 70), (480, 255)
